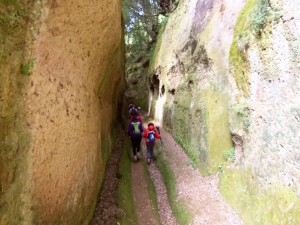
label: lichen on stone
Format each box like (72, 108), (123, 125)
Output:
(230, 0), (257, 97)
(220, 169), (300, 224)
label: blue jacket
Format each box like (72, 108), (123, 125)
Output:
(128, 120), (143, 138)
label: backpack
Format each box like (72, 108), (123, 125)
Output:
(147, 131), (155, 143)
(132, 122), (141, 134)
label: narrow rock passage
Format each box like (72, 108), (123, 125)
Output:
(90, 119), (242, 225)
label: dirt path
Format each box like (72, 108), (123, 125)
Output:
(89, 124), (176, 225)
(158, 128), (243, 225)
(131, 115), (177, 225)
(132, 142), (178, 225)
(90, 121), (242, 225)
(131, 159), (159, 225)
(146, 156), (178, 225)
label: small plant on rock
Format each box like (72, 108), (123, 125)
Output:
(224, 147), (235, 161)
(251, 0), (271, 37)
(21, 59), (35, 76)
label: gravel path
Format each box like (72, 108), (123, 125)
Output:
(158, 128), (243, 225)
(132, 157), (159, 225)
(90, 122), (243, 225)
(141, 144), (178, 225)
(89, 130), (125, 225)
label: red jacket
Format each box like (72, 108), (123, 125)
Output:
(143, 125), (161, 144)
(129, 115), (142, 123)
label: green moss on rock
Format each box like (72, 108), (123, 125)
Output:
(0, 1), (32, 224)
(230, 0), (257, 97)
(220, 169), (300, 224)
(116, 139), (137, 225)
(201, 90), (233, 173)
(173, 86), (198, 165)
(171, 85), (232, 175)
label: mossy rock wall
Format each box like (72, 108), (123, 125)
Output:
(220, 169), (300, 224)
(0, 1), (35, 224)
(148, 0), (245, 173)
(0, 0), (125, 224)
(229, 0), (300, 193)
(149, 0), (300, 222)
(225, 0), (300, 220)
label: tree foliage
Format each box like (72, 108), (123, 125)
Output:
(123, 0), (180, 68)
(123, 0), (161, 57)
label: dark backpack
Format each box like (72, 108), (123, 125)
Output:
(147, 131), (155, 143)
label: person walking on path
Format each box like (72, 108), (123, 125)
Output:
(128, 116), (144, 161)
(143, 123), (161, 165)
(129, 111), (142, 123)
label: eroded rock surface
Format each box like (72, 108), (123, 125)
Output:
(149, 0), (246, 174)
(0, 1), (125, 224)
(149, 0), (300, 223)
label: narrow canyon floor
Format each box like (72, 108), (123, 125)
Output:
(90, 115), (243, 225)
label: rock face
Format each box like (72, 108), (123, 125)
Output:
(149, 0), (246, 173)
(0, 0), (125, 225)
(150, 0), (300, 223)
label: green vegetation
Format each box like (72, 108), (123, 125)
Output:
(251, 0), (270, 37)
(223, 147), (235, 161)
(230, 0), (274, 96)
(201, 90), (233, 173)
(220, 169), (300, 224)
(143, 162), (161, 224)
(0, 1), (33, 224)
(174, 134), (199, 168)
(243, 118), (251, 130)
(123, 0), (160, 56)
(230, 0), (257, 97)
(116, 138), (137, 225)
(171, 87), (232, 176)
(0, 1), (24, 30)
(172, 86), (201, 169)
(233, 103), (248, 116)
(21, 58), (35, 75)
(232, 102), (251, 131)
(156, 144), (192, 225)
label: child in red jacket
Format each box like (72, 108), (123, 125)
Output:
(143, 123), (161, 165)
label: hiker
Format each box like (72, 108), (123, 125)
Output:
(129, 111), (142, 123)
(129, 106), (139, 116)
(128, 102), (136, 110)
(128, 102), (142, 122)
(128, 102), (137, 115)
(143, 123), (161, 165)
(127, 115), (144, 161)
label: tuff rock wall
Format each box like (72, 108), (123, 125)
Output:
(149, 0), (300, 223)
(0, 0), (125, 224)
